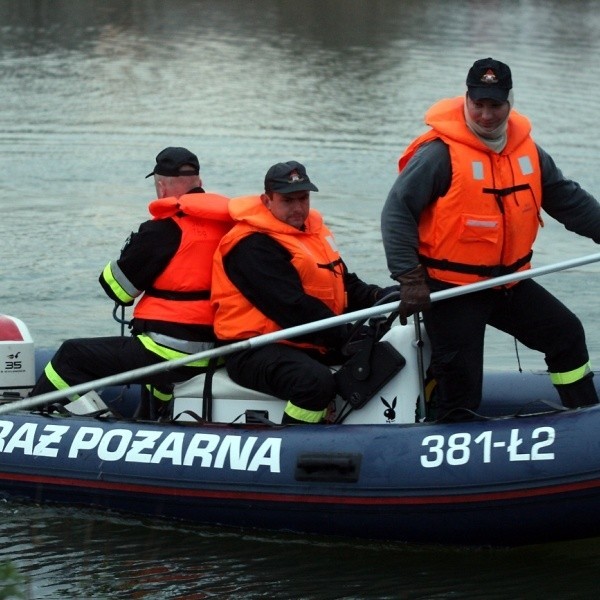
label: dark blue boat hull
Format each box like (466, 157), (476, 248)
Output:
(1, 400), (599, 547)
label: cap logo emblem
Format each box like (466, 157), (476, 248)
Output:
(287, 169), (304, 183)
(480, 68), (498, 84)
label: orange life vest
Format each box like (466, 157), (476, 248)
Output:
(399, 96), (543, 286)
(134, 192), (232, 325)
(211, 195), (346, 350)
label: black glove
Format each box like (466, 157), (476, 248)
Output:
(396, 265), (431, 326)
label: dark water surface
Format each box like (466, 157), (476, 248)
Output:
(2, 0), (600, 597)
(2, 501), (600, 599)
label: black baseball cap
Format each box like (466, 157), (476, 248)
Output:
(264, 161), (319, 193)
(466, 58), (512, 103)
(145, 147), (200, 178)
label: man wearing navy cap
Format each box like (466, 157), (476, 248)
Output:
(381, 57), (600, 421)
(31, 147), (232, 418)
(211, 160), (397, 424)
(145, 146), (200, 178)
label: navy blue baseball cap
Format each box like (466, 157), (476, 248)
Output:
(264, 161), (318, 193)
(466, 58), (512, 102)
(145, 147), (200, 178)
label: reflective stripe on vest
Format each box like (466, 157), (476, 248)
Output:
(550, 362), (592, 386)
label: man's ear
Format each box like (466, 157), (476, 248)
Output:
(260, 193), (270, 208)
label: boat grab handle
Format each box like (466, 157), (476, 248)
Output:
(295, 452), (362, 483)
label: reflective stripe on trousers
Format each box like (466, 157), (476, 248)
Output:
(136, 333), (214, 367)
(43, 361), (78, 401)
(550, 361), (592, 386)
(283, 401), (327, 423)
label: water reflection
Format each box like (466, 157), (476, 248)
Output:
(3, 3), (600, 595)
(2, 0), (600, 347)
(3, 500), (600, 599)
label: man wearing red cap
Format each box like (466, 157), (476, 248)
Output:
(31, 147), (232, 418)
(382, 58), (600, 421)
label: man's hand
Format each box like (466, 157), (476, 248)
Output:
(396, 265), (431, 325)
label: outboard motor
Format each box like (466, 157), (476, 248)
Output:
(0, 315), (35, 400)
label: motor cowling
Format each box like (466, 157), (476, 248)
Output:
(0, 315), (35, 399)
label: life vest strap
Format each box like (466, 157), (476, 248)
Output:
(419, 250), (532, 278)
(482, 183), (531, 197)
(144, 288), (210, 301)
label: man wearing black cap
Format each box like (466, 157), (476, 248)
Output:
(381, 57), (600, 421)
(31, 147), (232, 418)
(211, 161), (397, 424)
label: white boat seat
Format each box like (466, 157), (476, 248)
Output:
(174, 368), (281, 402)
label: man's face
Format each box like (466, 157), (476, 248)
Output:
(262, 190), (310, 229)
(466, 95), (510, 135)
